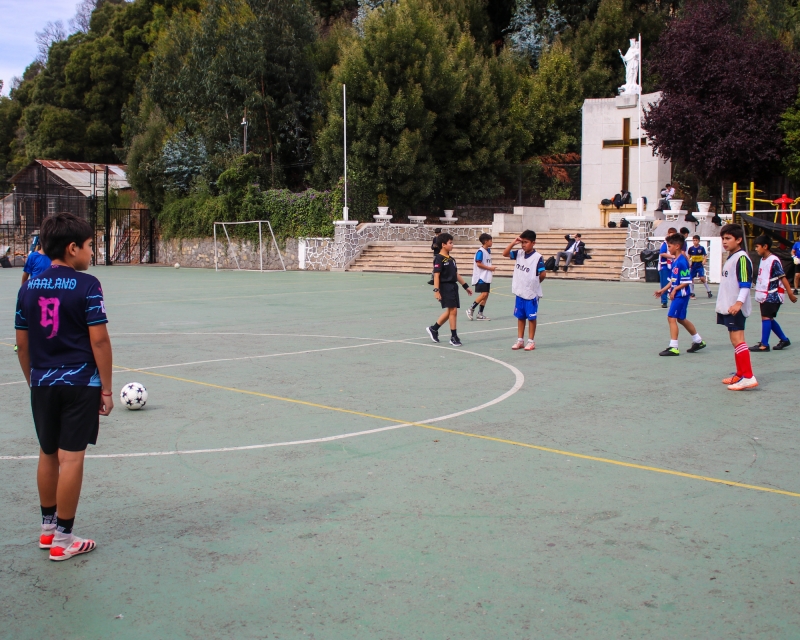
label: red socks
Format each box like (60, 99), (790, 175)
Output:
(734, 342), (753, 378)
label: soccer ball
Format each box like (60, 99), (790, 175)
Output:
(174, 263), (181, 269)
(120, 382), (148, 410)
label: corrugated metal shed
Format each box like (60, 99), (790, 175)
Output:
(10, 160), (130, 196)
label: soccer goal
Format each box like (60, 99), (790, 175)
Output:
(213, 220), (286, 272)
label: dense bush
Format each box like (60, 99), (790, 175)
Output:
(158, 184), (343, 241)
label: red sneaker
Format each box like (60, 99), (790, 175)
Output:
(39, 526), (56, 549)
(722, 373), (742, 385)
(49, 534), (97, 561)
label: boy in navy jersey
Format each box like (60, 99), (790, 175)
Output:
(15, 213), (114, 561)
(654, 233), (705, 355)
(687, 235), (712, 298)
(467, 233), (495, 321)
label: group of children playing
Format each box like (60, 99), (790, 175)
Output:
(10, 214), (800, 567)
(656, 223), (796, 390)
(426, 224), (796, 392)
(426, 230), (545, 349)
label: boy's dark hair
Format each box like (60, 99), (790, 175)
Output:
(666, 232), (685, 246)
(692, 234), (700, 240)
(520, 229), (536, 242)
(719, 223), (744, 242)
(438, 232), (454, 244)
(575, 233), (581, 238)
(667, 227), (678, 234)
(754, 234), (772, 249)
(478, 233), (492, 244)
(434, 228), (442, 234)
(680, 227), (690, 235)
(40, 212), (93, 260)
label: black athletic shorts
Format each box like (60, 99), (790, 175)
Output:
(31, 386), (101, 454)
(759, 301), (782, 318)
(717, 311), (747, 332)
(474, 282), (491, 293)
(439, 282), (460, 309)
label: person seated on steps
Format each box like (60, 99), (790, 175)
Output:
(553, 234), (584, 273)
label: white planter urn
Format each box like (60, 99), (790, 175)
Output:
(378, 206), (389, 216)
(697, 202), (711, 213)
(668, 199), (683, 211)
(443, 209), (455, 218)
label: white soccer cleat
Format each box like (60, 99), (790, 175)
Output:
(511, 339), (524, 350)
(727, 376), (758, 391)
(476, 312), (490, 320)
(49, 534), (97, 561)
(524, 340), (535, 351)
(466, 307), (474, 320)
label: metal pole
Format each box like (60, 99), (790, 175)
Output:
(213, 223), (218, 272)
(104, 165), (110, 265)
(343, 84), (348, 221)
(242, 108), (248, 155)
(637, 33), (642, 212)
(259, 221), (263, 272)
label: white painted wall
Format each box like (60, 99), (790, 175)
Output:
(581, 92), (671, 228)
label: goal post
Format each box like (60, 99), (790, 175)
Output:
(213, 220), (286, 272)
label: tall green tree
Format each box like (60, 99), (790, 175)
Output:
(314, 0), (511, 213)
(126, 0), (319, 209)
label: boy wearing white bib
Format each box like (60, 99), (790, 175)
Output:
(467, 233), (495, 321)
(750, 235), (797, 352)
(715, 224), (757, 390)
(503, 230), (546, 351)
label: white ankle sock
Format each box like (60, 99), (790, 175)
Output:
(670, 339), (679, 348)
(692, 333), (702, 343)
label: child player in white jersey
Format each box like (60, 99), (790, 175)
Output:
(467, 233), (495, 321)
(749, 235), (797, 352)
(503, 230), (546, 351)
(687, 235), (712, 299)
(715, 224), (757, 390)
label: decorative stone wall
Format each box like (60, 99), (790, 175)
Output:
(157, 237), (299, 270)
(299, 222), (492, 271)
(620, 220), (657, 281)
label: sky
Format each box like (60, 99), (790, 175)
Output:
(0, 0), (80, 96)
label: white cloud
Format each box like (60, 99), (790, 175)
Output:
(0, 0), (83, 95)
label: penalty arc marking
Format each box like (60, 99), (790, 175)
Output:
(0, 342), (525, 460)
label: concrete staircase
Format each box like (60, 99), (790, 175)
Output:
(348, 229), (629, 281)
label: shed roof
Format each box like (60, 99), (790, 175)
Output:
(10, 160), (130, 197)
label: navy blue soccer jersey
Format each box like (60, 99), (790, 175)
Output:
(765, 258), (786, 303)
(669, 254), (692, 298)
(687, 245), (706, 264)
(15, 265), (108, 386)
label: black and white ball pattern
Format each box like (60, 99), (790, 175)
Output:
(120, 382), (148, 410)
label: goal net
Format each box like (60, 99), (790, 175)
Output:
(213, 220), (286, 272)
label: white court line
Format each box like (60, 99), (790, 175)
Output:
(112, 332), (392, 342)
(0, 380), (26, 386)
(129, 341), (391, 371)
(0, 347), (524, 460)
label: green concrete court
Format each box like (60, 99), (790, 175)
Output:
(1, 266), (800, 639)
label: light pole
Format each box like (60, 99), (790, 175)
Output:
(241, 109), (248, 155)
(342, 84), (348, 221)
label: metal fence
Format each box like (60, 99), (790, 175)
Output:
(0, 191), (156, 266)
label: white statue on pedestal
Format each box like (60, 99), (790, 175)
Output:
(618, 38), (640, 95)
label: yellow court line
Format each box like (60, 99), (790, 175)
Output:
(114, 365), (800, 499)
(1, 341), (15, 348)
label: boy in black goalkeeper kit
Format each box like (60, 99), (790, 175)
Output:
(426, 233), (472, 347)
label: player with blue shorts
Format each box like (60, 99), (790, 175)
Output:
(687, 235), (712, 298)
(654, 232), (706, 356)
